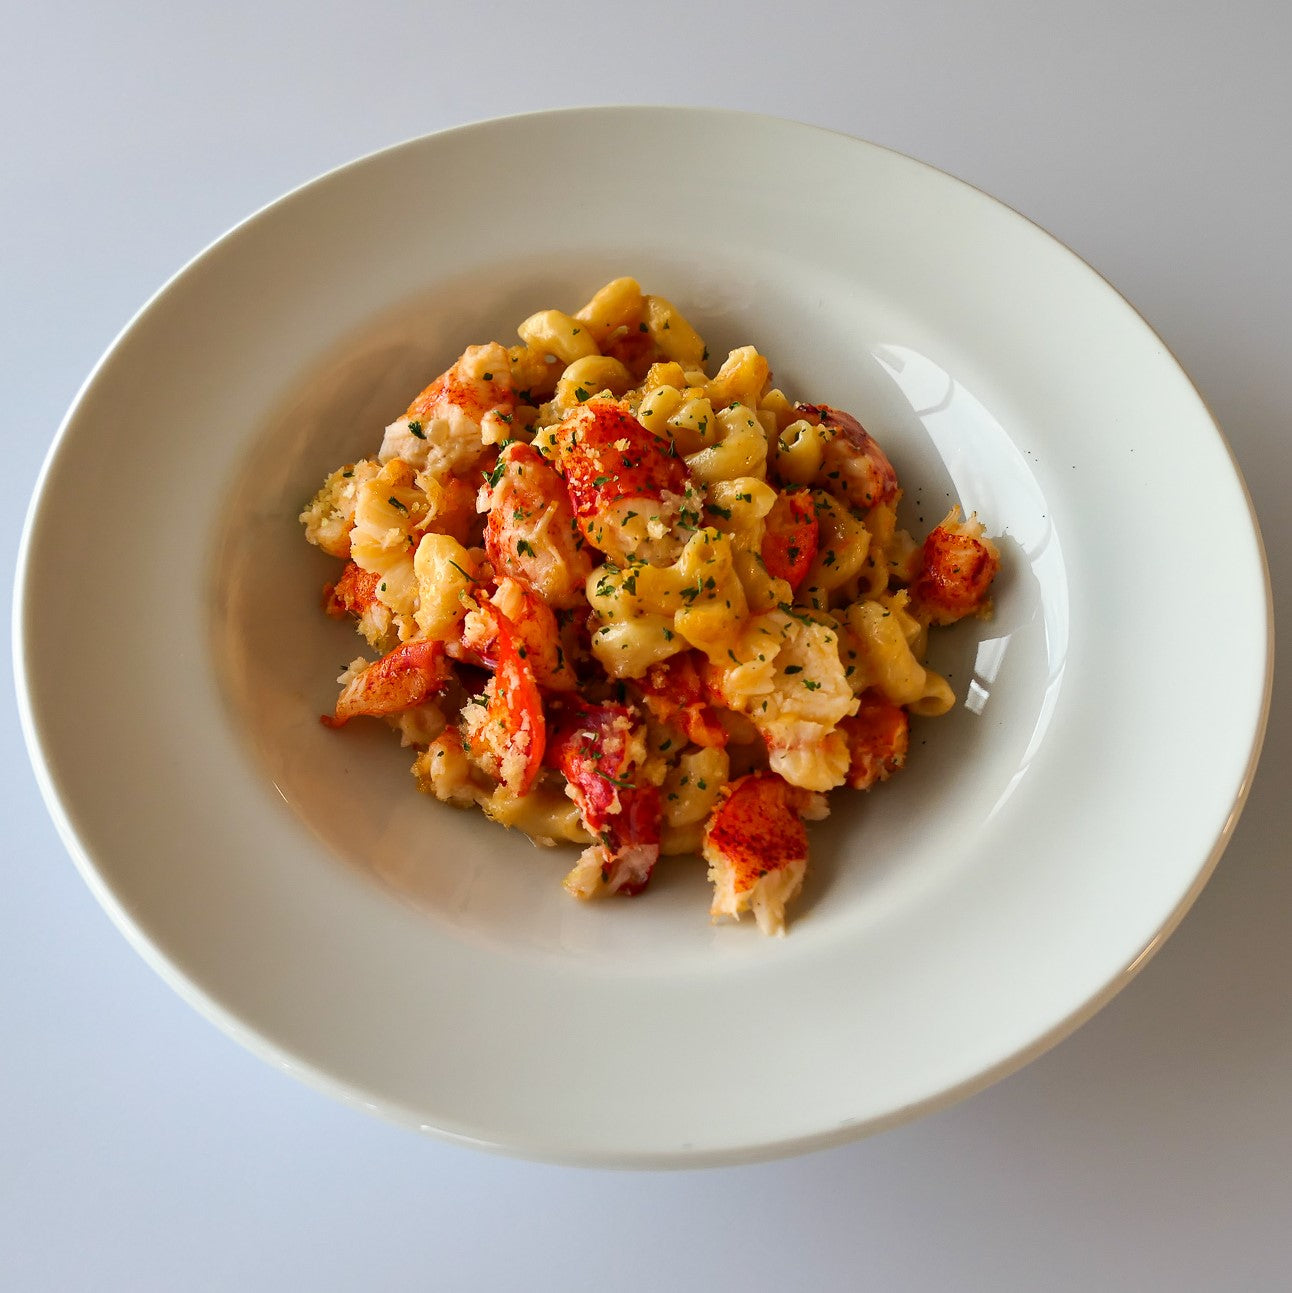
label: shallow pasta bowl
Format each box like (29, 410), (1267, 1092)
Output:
(14, 107), (1272, 1166)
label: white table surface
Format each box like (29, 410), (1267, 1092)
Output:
(5, 4), (1288, 1289)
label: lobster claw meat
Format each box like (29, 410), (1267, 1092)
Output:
(467, 601), (547, 795)
(908, 508), (1000, 625)
(547, 699), (662, 897)
(703, 772), (813, 937)
(760, 488), (819, 592)
(635, 651), (728, 749)
(799, 403), (899, 511)
(545, 397), (691, 564)
(323, 639), (451, 728)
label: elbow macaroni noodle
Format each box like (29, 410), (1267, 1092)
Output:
(300, 277), (1001, 935)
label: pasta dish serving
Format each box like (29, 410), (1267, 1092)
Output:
(301, 278), (1000, 935)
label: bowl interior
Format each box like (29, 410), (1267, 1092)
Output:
(211, 255), (1069, 968)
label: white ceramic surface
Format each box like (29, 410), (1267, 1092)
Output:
(14, 108), (1271, 1167)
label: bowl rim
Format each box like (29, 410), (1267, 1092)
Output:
(12, 105), (1276, 1167)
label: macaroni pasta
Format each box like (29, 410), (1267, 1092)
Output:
(301, 278), (1001, 935)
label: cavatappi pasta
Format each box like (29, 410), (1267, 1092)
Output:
(302, 278), (1001, 935)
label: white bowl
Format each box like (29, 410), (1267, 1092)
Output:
(14, 108), (1272, 1166)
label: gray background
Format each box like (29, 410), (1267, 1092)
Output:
(5, 3), (1288, 1289)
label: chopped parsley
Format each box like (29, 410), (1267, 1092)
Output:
(594, 768), (636, 790)
(407, 419), (425, 440)
(778, 602), (819, 626)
